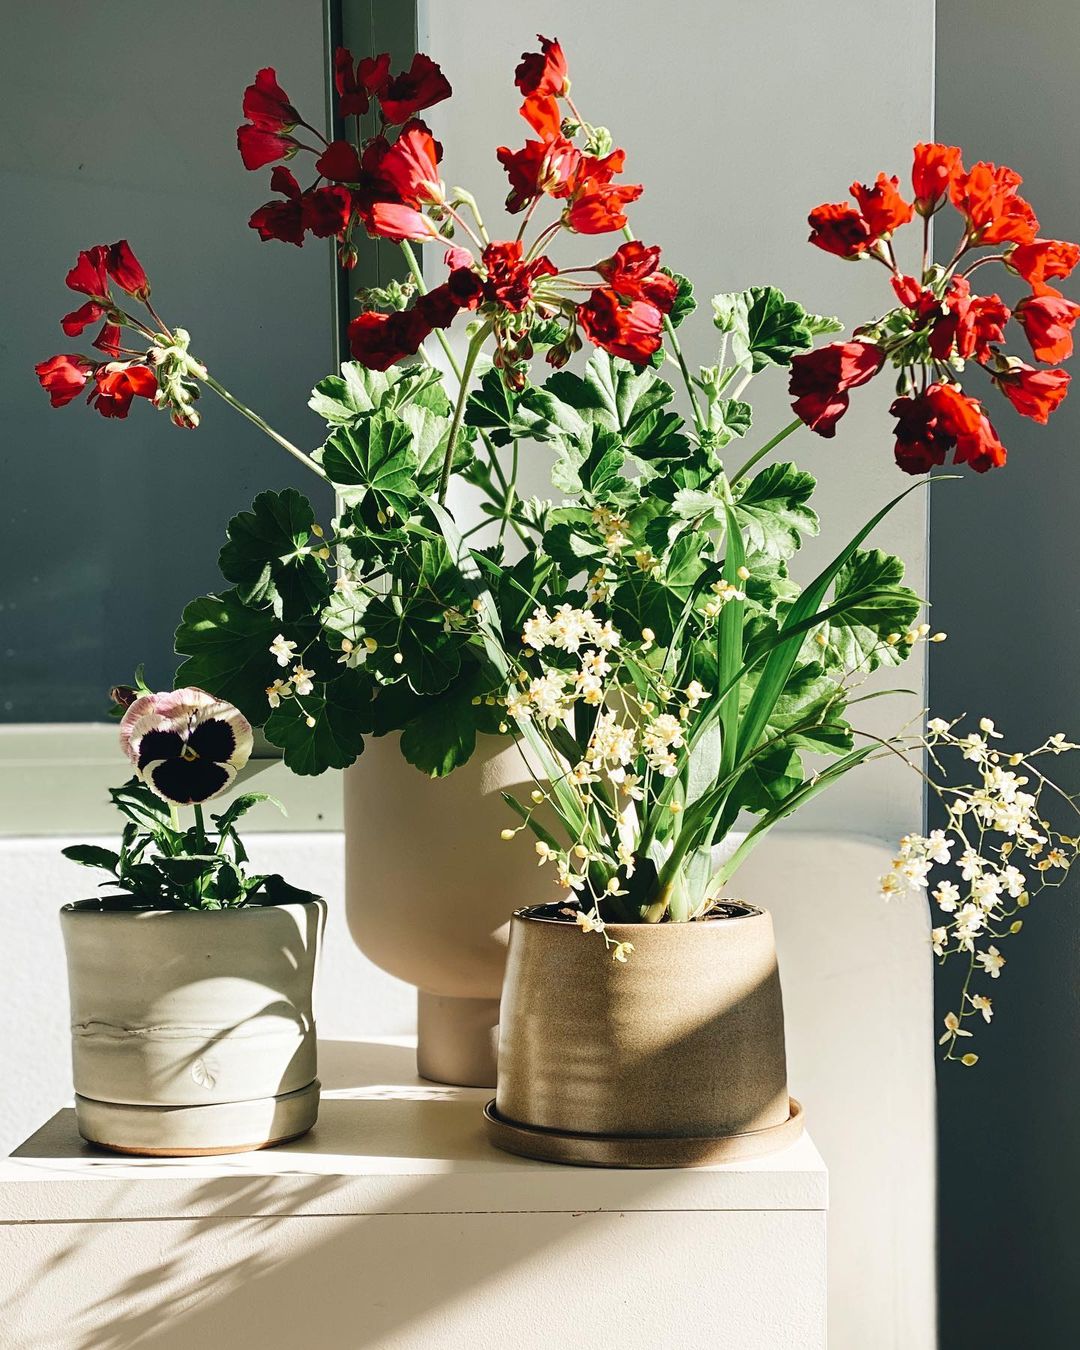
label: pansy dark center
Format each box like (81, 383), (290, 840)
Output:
(136, 716), (239, 805)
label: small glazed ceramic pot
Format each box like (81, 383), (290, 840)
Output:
(486, 903), (802, 1167)
(60, 897), (325, 1156)
(345, 733), (559, 1088)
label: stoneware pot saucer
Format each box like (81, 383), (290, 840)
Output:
(484, 1096), (804, 1169)
(76, 1079), (321, 1157)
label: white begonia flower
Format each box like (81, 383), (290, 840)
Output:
(270, 634), (298, 668)
(959, 849), (984, 881)
(505, 687), (533, 720)
(534, 840), (555, 866)
(976, 946), (1006, 978)
(266, 679), (292, 709)
(932, 927), (948, 956)
(960, 733), (989, 762)
(291, 663), (315, 697)
(970, 994), (994, 1023)
(1000, 864), (1027, 898)
(576, 909), (605, 934)
(939, 1011), (972, 1044)
(528, 671), (568, 725)
(594, 621), (620, 651)
(899, 857), (932, 889)
(926, 830), (953, 865)
(979, 717), (1003, 739)
(610, 941), (634, 964)
(927, 717), (951, 736)
(556, 858), (586, 891)
(934, 880), (961, 912)
(574, 671), (605, 705)
(879, 870), (906, 901)
(954, 902), (986, 951)
(522, 608), (552, 651)
(684, 680), (708, 708)
(580, 648), (611, 679)
(549, 603), (593, 653)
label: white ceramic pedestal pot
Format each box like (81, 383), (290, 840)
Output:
(60, 898), (325, 1156)
(345, 733), (560, 1088)
(486, 903), (804, 1167)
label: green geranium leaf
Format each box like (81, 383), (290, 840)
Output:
(399, 677), (489, 778)
(543, 352), (690, 461)
(551, 425), (628, 496)
(263, 668), (371, 774)
(711, 286), (820, 372)
(218, 489), (330, 621)
(665, 271), (696, 329)
(175, 590), (312, 724)
(309, 361), (442, 426)
(815, 548), (922, 673)
(733, 461), (820, 559)
(731, 743), (805, 814)
(708, 398), (752, 446)
(760, 663), (852, 755)
(465, 368), (562, 446)
(806, 311), (844, 337)
(319, 413), (419, 516)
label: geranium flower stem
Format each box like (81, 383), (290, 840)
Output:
(438, 322), (491, 503)
(729, 418), (804, 486)
(200, 372), (326, 480)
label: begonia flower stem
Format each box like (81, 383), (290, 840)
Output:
(200, 372), (326, 479)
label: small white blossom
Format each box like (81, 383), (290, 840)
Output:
(291, 663), (315, 696)
(270, 634), (298, 668)
(976, 946), (1006, 979)
(266, 679), (292, 709)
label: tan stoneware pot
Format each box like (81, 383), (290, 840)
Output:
(60, 897), (325, 1156)
(344, 733), (559, 1088)
(486, 903), (803, 1167)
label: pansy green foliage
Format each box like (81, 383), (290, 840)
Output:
(62, 782), (318, 911)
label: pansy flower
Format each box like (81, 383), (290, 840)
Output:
(119, 688), (253, 805)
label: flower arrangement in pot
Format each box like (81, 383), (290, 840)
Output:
(60, 684), (324, 1157)
(35, 34), (1080, 1161)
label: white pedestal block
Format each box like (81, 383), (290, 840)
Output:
(0, 1038), (827, 1350)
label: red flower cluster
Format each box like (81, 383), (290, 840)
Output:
(496, 37), (642, 234)
(239, 51), (453, 263)
(791, 143), (1080, 472)
(35, 242), (160, 420)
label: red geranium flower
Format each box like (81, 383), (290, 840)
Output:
(788, 341), (885, 436)
(61, 300), (106, 336)
(992, 362), (1070, 422)
(88, 362), (159, 419)
(497, 136), (580, 213)
(347, 308), (431, 370)
(890, 391), (955, 474)
(35, 354), (94, 407)
(850, 174), (913, 238)
(316, 140), (364, 183)
(376, 122), (444, 205)
(1008, 238), (1080, 289)
(65, 246), (110, 299)
(237, 123), (298, 171)
(481, 241), (557, 312)
(1014, 289), (1080, 363)
(519, 93), (563, 141)
(911, 142), (962, 215)
(578, 288), (664, 364)
(930, 384), (1007, 473)
(106, 240), (150, 300)
(928, 276), (1010, 362)
(92, 322), (124, 358)
(563, 178), (643, 235)
(249, 167), (308, 245)
(242, 68), (299, 132)
(949, 162), (1038, 245)
(334, 48), (390, 117)
(303, 186), (352, 239)
(597, 241), (677, 312)
(367, 202), (443, 243)
(808, 202), (875, 259)
(378, 54), (452, 125)
(514, 35), (568, 98)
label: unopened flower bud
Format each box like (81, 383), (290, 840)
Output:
(500, 828), (515, 841)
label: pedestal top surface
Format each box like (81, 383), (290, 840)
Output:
(1, 1037), (826, 1222)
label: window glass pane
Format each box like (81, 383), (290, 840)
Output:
(0, 5), (335, 721)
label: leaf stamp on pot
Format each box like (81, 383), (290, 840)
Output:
(190, 1057), (219, 1090)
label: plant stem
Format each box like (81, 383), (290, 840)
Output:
(201, 372), (326, 479)
(193, 804), (207, 852)
(729, 418), (803, 486)
(399, 242), (465, 381)
(438, 324), (491, 503)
